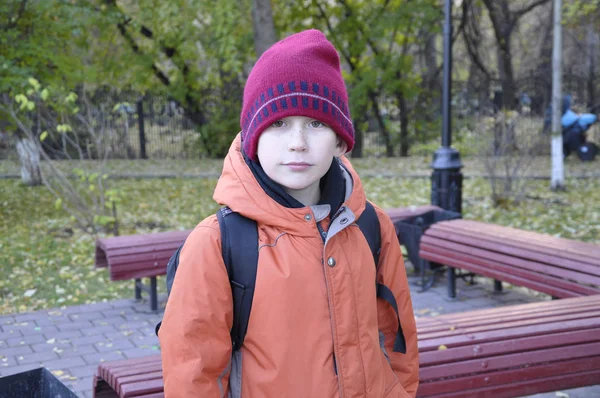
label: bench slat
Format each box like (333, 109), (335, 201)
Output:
(418, 357), (600, 397)
(419, 328), (600, 365)
(421, 235), (600, 285)
(419, 314), (600, 350)
(117, 371), (164, 397)
(430, 222), (600, 268)
(441, 220), (600, 258)
(420, 340), (600, 380)
(420, 243), (600, 295)
(120, 377), (165, 398)
(420, 249), (588, 298)
(417, 296), (600, 331)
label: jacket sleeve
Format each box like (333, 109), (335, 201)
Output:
(158, 216), (233, 397)
(374, 206), (420, 397)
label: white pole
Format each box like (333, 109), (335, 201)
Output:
(551, 0), (565, 190)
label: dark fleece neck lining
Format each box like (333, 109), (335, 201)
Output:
(244, 153), (345, 217)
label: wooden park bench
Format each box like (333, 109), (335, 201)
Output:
(94, 205), (439, 311)
(95, 230), (191, 311)
(92, 294), (600, 398)
(419, 219), (600, 298)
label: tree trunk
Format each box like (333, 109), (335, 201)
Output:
(351, 123), (364, 158)
(16, 137), (42, 186)
(398, 93), (410, 157)
(498, 37), (517, 110)
(587, 23), (597, 110)
(424, 33), (439, 91)
(369, 93), (394, 157)
(251, 0), (277, 58)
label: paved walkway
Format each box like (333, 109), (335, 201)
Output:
(0, 273), (598, 397)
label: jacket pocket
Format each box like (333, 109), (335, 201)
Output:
(383, 377), (401, 397)
(379, 331), (402, 397)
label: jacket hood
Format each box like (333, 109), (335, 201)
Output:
(213, 134), (367, 236)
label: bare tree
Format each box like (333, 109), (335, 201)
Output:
(251, 0), (277, 58)
(1, 86), (122, 234)
(481, 0), (551, 110)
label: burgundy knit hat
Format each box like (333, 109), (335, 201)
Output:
(240, 29), (354, 160)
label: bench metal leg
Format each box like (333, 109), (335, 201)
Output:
(135, 278), (142, 300)
(134, 277), (160, 312)
(150, 277), (158, 312)
(448, 267), (456, 298)
(494, 280), (503, 293)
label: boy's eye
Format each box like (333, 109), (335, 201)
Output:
(271, 120), (285, 128)
(309, 120), (324, 128)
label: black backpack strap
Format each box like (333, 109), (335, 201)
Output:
(217, 207), (259, 352)
(155, 243), (185, 336)
(356, 201), (381, 267)
(356, 201), (406, 354)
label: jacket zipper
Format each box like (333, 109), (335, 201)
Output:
(318, 215), (344, 394)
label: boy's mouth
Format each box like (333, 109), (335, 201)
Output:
(283, 162), (312, 171)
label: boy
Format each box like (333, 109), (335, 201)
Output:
(159, 29), (419, 397)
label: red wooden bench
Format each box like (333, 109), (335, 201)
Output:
(95, 230), (190, 311)
(419, 219), (600, 298)
(94, 206), (438, 311)
(92, 295), (600, 398)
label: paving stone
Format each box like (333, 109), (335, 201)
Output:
(34, 316), (61, 326)
(16, 350), (58, 365)
(80, 325), (118, 337)
(130, 335), (159, 348)
(61, 302), (114, 314)
(31, 340), (71, 353)
(6, 333), (45, 347)
(0, 363), (40, 377)
(101, 307), (138, 318)
(58, 344), (98, 358)
(91, 316), (125, 327)
(0, 330), (22, 339)
(42, 356), (86, 370)
(104, 330), (142, 341)
(68, 364), (101, 378)
(2, 345), (34, 357)
(13, 312), (44, 322)
(116, 321), (152, 331)
(110, 299), (136, 309)
(22, 325), (59, 336)
(94, 339), (135, 353)
(122, 347), (160, 359)
(57, 321), (93, 332)
(70, 334), (111, 347)
(69, 311), (105, 322)
(0, 315), (16, 327)
(0, 353), (18, 368)
(50, 330), (84, 342)
(83, 351), (125, 365)
(69, 375), (94, 394)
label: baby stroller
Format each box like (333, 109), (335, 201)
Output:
(544, 95), (598, 161)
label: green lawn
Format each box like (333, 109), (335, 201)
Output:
(1, 165), (599, 315)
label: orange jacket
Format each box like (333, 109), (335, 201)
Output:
(159, 135), (419, 397)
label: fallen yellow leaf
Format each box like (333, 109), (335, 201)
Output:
(438, 345), (448, 350)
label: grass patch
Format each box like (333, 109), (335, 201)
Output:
(1, 156), (598, 178)
(1, 169), (599, 315)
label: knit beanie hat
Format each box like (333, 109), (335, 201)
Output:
(240, 29), (354, 160)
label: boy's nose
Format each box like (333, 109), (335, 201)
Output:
(288, 129), (308, 152)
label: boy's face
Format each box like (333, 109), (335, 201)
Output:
(257, 116), (347, 200)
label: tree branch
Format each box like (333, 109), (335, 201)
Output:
(513, 0), (551, 21)
(4, 0), (28, 30)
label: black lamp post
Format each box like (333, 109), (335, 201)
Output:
(431, 0), (463, 214)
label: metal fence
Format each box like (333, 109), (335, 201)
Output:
(1, 74), (598, 161)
